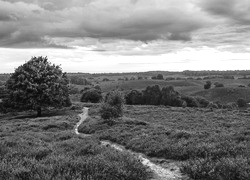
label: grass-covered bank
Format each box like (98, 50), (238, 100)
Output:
(0, 106), (151, 180)
(79, 105), (250, 180)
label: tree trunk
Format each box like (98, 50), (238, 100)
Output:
(37, 107), (42, 117)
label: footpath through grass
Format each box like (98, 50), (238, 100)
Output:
(0, 107), (151, 180)
(79, 105), (250, 180)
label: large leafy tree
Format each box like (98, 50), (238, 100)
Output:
(5, 56), (71, 116)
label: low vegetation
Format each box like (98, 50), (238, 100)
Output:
(0, 107), (151, 180)
(79, 105), (250, 180)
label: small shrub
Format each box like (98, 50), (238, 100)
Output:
(207, 102), (219, 109)
(103, 78), (109, 81)
(215, 83), (224, 88)
(195, 96), (210, 108)
(237, 98), (247, 108)
(204, 81), (212, 89)
(100, 90), (124, 120)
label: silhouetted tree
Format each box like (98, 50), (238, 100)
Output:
(5, 57), (70, 116)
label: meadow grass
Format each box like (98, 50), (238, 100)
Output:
(78, 104), (250, 180)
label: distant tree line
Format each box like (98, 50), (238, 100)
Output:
(69, 76), (91, 85)
(183, 70), (250, 77)
(125, 85), (241, 110)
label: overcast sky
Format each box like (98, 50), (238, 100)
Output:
(0, 0), (249, 73)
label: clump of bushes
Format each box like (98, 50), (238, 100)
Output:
(125, 85), (213, 108)
(100, 90), (125, 120)
(214, 83), (224, 88)
(195, 96), (210, 108)
(181, 96), (200, 107)
(80, 88), (102, 103)
(125, 90), (144, 105)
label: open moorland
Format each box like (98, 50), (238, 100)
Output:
(1, 70), (250, 180)
(79, 104), (250, 180)
(0, 106), (151, 180)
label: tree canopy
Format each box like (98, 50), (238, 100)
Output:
(5, 56), (71, 116)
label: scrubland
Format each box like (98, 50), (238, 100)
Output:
(0, 107), (150, 180)
(79, 104), (250, 180)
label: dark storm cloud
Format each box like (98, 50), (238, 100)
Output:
(0, 0), (211, 48)
(200, 0), (250, 24)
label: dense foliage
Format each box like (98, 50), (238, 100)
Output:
(80, 88), (102, 103)
(5, 56), (70, 116)
(100, 91), (125, 120)
(125, 85), (209, 108)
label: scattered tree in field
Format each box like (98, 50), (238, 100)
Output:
(156, 74), (164, 80)
(5, 56), (70, 116)
(80, 88), (102, 103)
(204, 81), (212, 89)
(100, 90), (124, 120)
(237, 98), (247, 107)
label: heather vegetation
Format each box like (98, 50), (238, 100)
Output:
(79, 104), (250, 180)
(0, 107), (150, 180)
(1, 68), (250, 180)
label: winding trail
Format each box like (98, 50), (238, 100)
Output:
(75, 108), (186, 180)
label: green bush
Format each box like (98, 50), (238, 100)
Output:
(100, 90), (124, 120)
(81, 89), (102, 103)
(195, 96), (210, 108)
(125, 90), (144, 105)
(204, 81), (212, 89)
(215, 83), (224, 88)
(181, 95), (200, 107)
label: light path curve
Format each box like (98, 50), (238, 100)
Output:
(75, 107), (185, 180)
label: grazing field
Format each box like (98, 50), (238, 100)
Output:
(79, 104), (250, 180)
(0, 107), (150, 180)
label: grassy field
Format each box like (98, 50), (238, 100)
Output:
(79, 104), (250, 180)
(0, 106), (151, 180)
